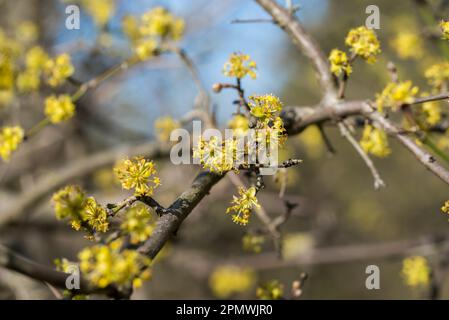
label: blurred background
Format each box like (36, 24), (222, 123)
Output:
(1, 0), (449, 299)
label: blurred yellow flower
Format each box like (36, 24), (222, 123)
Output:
(376, 81), (419, 112)
(256, 280), (284, 300)
(390, 31), (423, 59)
(154, 115), (180, 142)
(140, 7), (185, 41)
(401, 256), (430, 287)
(44, 94), (76, 123)
(121, 204), (155, 244)
(0, 126), (24, 161)
(360, 124), (391, 158)
(44, 53), (74, 87)
(209, 265), (256, 298)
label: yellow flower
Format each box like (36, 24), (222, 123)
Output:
(226, 186), (260, 226)
(360, 124), (391, 158)
(256, 280), (284, 300)
(345, 26), (381, 63)
(401, 256), (430, 287)
(83, 197), (109, 233)
(227, 114), (249, 136)
(78, 239), (151, 289)
(209, 265), (256, 298)
(249, 94), (282, 123)
(44, 95), (76, 123)
(415, 93), (441, 128)
(114, 156), (159, 195)
(223, 53), (257, 79)
(44, 53), (74, 87)
(328, 49), (352, 76)
(441, 200), (449, 216)
(135, 38), (158, 61)
(154, 116), (180, 142)
(0, 126), (24, 161)
(139, 7), (185, 41)
(25, 46), (49, 71)
(121, 204), (155, 244)
(390, 31), (423, 59)
(440, 20), (449, 41)
(0, 57), (15, 90)
(52, 185), (86, 221)
(193, 136), (239, 174)
(16, 69), (40, 93)
(81, 0), (115, 27)
(424, 62), (449, 90)
(242, 233), (265, 253)
(375, 81), (419, 112)
(122, 15), (140, 43)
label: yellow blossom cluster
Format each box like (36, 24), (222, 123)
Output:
(0, 126), (24, 161)
(360, 124), (391, 158)
(328, 49), (352, 77)
(401, 256), (430, 287)
(122, 7), (185, 61)
(345, 26), (381, 63)
(256, 280), (284, 300)
(114, 156), (160, 195)
(226, 186), (260, 226)
(424, 62), (449, 91)
(43, 53), (74, 87)
(193, 136), (239, 174)
(44, 94), (76, 123)
(375, 81), (419, 112)
(414, 93), (442, 128)
(390, 31), (424, 60)
(223, 53), (257, 79)
(121, 204), (155, 245)
(242, 233), (265, 253)
(440, 20), (449, 41)
(78, 239), (151, 289)
(441, 200), (449, 216)
(154, 115), (181, 142)
(52, 185), (109, 233)
(209, 265), (256, 298)
(82, 0), (115, 27)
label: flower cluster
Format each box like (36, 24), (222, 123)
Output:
(209, 265), (256, 298)
(114, 156), (160, 195)
(227, 114), (249, 136)
(122, 7), (185, 61)
(52, 185), (109, 233)
(78, 239), (151, 289)
(43, 53), (74, 87)
(223, 53), (257, 79)
(226, 186), (260, 226)
(154, 115), (181, 142)
(360, 124), (391, 158)
(256, 280), (284, 300)
(390, 31), (423, 60)
(242, 233), (265, 253)
(121, 204), (155, 245)
(414, 93), (442, 128)
(401, 256), (430, 287)
(424, 62), (449, 91)
(82, 0), (115, 26)
(0, 126), (24, 161)
(441, 200), (449, 216)
(345, 26), (381, 63)
(44, 95), (76, 123)
(375, 81), (419, 112)
(193, 136), (239, 174)
(328, 49), (352, 77)
(440, 20), (449, 41)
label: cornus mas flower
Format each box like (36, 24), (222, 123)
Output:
(139, 7), (185, 40)
(80, 0), (115, 27)
(134, 38), (158, 61)
(441, 200), (449, 216)
(193, 136), (239, 174)
(121, 204), (155, 245)
(440, 20), (449, 41)
(52, 186), (109, 233)
(78, 239), (152, 289)
(226, 186), (260, 226)
(328, 49), (352, 77)
(227, 114), (249, 136)
(401, 256), (430, 287)
(360, 124), (391, 158)
(390, 31), (424, 59)
(0, 126), (24, 161)
(154, 115), (181, 142)
(414, 93), (442, 128)
(345, 26), (381, 63)
(43, 53), (74, 87)
(424, 62), (449, 90)
(16, 69), (40, 93)
(44, 95), (76, 123)
(25, 46), (49, 71)
(256, 280), (284, 300)
(16, 21), (38, 44)
(223, 53), (257, 79)
(249, 94), (282, 122)
(375, 81), (419, 112)
(114, 156), (160, 196)
(209, 265), (256, 298)
(242, 233), (265, 253)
